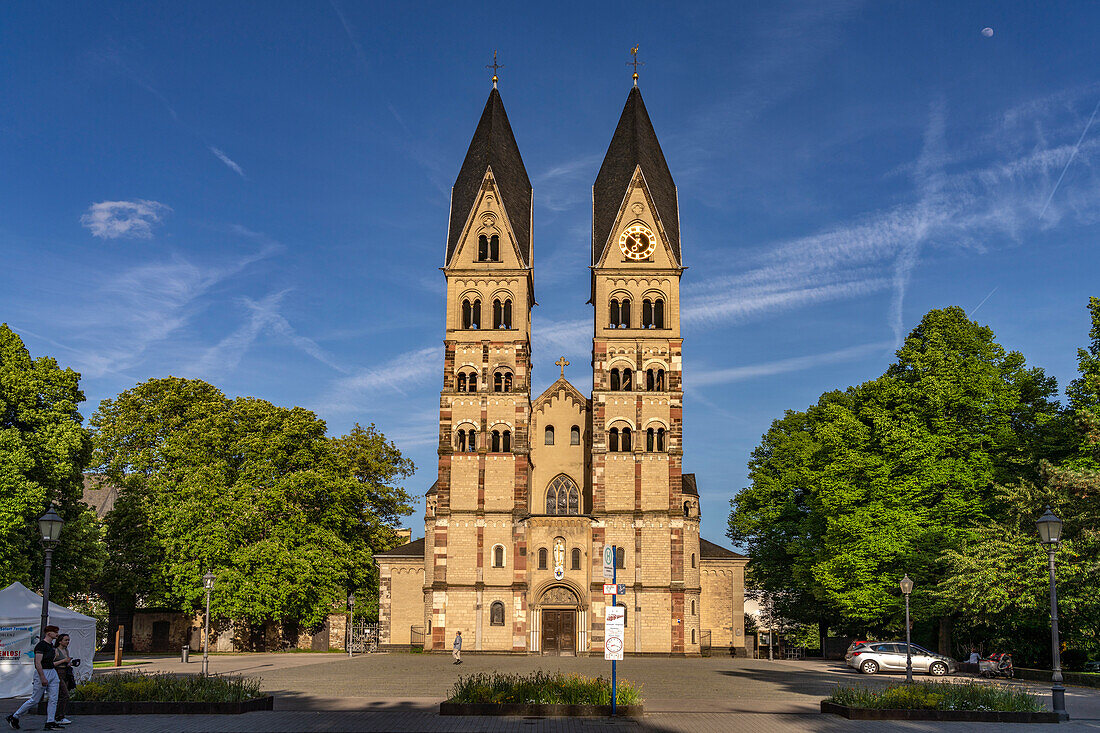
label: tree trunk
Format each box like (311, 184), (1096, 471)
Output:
(938, 616), (953, 656)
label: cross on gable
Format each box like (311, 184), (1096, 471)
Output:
(555, 356), (570, 378)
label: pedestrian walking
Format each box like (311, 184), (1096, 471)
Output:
(452, 630), (462, 664)
(51, 633), (76, 726)
(6, 624), (62, 730)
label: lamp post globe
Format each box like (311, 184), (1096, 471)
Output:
(202, 571), (216, 676)
(37, 504), (65, 637)
(900, 574), (914, 683)
(1037, 507), (1069, 721)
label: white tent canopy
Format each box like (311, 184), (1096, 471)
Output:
(0, 583), (95, 699)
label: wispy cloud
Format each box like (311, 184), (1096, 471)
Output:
(80, 200), (171, 239)
(694, 342), (891, 387)
(316, 345), (441, 414)
(209, 147), (246, 179)
(190, 289), (346, 379)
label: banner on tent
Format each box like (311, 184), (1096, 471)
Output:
(0, 626), (36, 665)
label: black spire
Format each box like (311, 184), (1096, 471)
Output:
(592, 86), (679, 265)
(447, 88), (532, 266)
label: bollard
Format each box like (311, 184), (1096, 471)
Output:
(182, 645), (189, 663)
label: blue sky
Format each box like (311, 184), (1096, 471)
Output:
(3, 2), (1099, 549)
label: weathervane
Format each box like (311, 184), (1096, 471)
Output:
(487, 50), (504, 89)
(627, 45), (644, 86)
(555, 356), (570, 378)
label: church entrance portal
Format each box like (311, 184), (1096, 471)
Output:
(541, 609), (576, 656)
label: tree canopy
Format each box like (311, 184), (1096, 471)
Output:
(729, 307), (1065, 642)
(0, 324), (103, 601)
(91, 377), (414, 626)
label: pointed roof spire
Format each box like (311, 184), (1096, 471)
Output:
(447, 86), (532, 266)
(592, 85), (680, 266)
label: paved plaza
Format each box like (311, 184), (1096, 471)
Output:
(4, 652), (1100, 731)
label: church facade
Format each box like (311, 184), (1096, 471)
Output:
(377, 80), (748, 656)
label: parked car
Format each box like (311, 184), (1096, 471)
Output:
(1084, 660), (1100, 673)
(845, 640), (872, 655)
(845, 641), (957, 676)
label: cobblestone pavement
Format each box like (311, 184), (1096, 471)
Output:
(3, 653), (1097, 731)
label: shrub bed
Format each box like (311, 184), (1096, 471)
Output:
(73, 672), (262, 703)
(829, 681), (1042, 712)
(447, 670), (643, 705)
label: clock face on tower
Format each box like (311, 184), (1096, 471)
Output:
(619, 224), (656, 261)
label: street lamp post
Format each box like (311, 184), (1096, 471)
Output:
(347, 592), (355, 658)
(1036, 507), (1069, 721)
(900, 574), (914, 683)
(202, 571), (216, 677)
(37, 505), (65, 637)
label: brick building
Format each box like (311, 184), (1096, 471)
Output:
(377, 79), (748, 656)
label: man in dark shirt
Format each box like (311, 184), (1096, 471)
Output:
(6, 625), (62, 730)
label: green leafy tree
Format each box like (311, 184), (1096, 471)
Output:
(730, 308), (1062, 641)
(91, 378), (414, 629)
(0, 324), (103, 601)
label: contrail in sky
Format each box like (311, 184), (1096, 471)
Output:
(969, 286), (998, 317)
(1039, 98), (1100, 220)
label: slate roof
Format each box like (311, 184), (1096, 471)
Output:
(700, 538), (747, 560)
(375, 537), (425, 558)
(447, 88), (532, 266)
(426, 480), (438, 496)
(593, 86), (680, 266)
(681, 473), (698, 496)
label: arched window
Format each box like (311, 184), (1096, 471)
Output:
(502, 430), (511, 453)
(493, 299), (502, 328)
(657, 369), (665, 391)
(654, 298), (665, 328)
(538, 548), (548, 570)
(545, 475), (580, 515)
(456, 428), (477, 453)
(571, 548), (581, 570)
(457, 372), (467, 392)
(621, 427), (632, 452)
(492, 545), (505, 568)
(622, 368), (632, 391)
(462, 298), (482, 329)
(620, 299), (631, 328)
(691, 628), (696, 644)
(491, 430), (501, 452)
(614, 546), (625, 569)
(608, 427), (619, 452)
(457, 370), (477, 392)
(610, 368), (621, 391)
(684, 501), (691, 517)
(477, 234), (489, 261)
(503, 299), (512, 329)
(545, 425), (554, 445)
(642, 299), (653, 328)
(468, 373), (478, 392)
(609, 299), (620, 328)
(691, 600), (696, 615)
(504, 372), (512, 391)
(490, 600), (505, 626)
(691, 553), (696, 569)
(456, 428), (466, 452)
(646, 428), (655, 452)
(646, 369), (654, 391)
(570, 425), (580, 445)
(489, 234), (500, 261)
(657, 427), (666, 451)
(494, 370), (511, 392)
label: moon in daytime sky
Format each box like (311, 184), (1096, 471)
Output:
(981, 27), (994, 37)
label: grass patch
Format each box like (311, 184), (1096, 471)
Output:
(447, 670), (642, 705)
(829, 681), (1043, 712)
(92, 660), (148, 668)
(72, 672), (262, 703)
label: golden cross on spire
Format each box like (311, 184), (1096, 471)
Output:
(627, 45), (644, 86)
(555, 356), (570, 378)
(486, 50), (504, 89)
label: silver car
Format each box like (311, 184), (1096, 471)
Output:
(845, 641), (957, 676)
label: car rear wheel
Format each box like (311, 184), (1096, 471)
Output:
(860, 660), (879, 675)
(929, 662), (948, 676)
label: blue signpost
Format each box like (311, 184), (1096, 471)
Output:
(611, 545), (617, 716)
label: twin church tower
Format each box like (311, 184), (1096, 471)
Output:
(377, 76), (748, 656)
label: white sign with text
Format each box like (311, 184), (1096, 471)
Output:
(604, 605), (625, 660)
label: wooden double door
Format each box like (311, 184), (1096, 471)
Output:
(541, 609), (576, 656)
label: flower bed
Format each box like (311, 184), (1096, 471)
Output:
(38, 672), (274, 715)
(822, 682), (1059, 723)
(440, 671), (643, 717)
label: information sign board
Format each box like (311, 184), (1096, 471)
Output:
(602, 545), (614, 579)
(603, 583), (626, 596)
(604, 605), (625, 660)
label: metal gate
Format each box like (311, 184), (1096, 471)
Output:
(410, 625), (425, 650)
(350, 621), (380, 653)
(700, 630), (712, 657)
